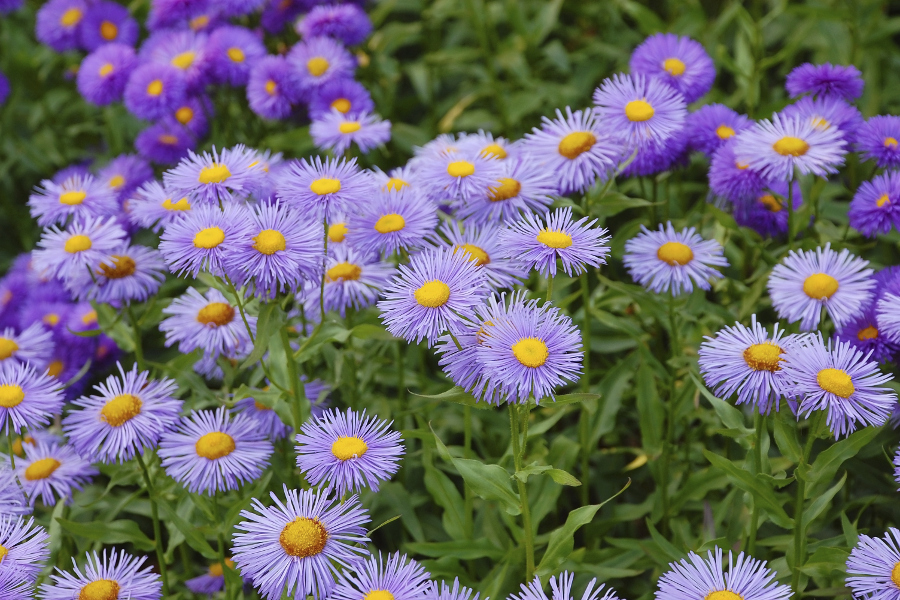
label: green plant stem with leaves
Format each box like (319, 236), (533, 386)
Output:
(660, 295), (681, 533)
(791, 412), (823, 598)
(464, 404), (474, 538)
(281, 325), (306, 432)
(746, 411), (765, 554)
(135, 452), (170, 597)
(509, 404), (535, 580)
(580, 272), (592, 505)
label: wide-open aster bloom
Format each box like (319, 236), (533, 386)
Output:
(623, 222), (728, 296)
(698, 315), (799, 414)
(68, 243), (166, 303)
(297, 4), (372, 45)
(593, 73), (687, 148)
(98, 154), (153, 202)
(856, 116), (900, 169)
(782, 335), (895, 438)
(158, 203), (252, 277)
(223, 201), (321, 297)
(458, 130), (519, 163)
(786, 62), (863, 101)
(35, 0), (86, 52)
(426, 578), (483, 600)
(455, 156), (556, 225)
(311, 110), (392, 155)
(734, 113), (847, 181)
(289, 36), (356, 93)
(16, 441), (97, 506)
(0, 466), (28, 516)
(276, 155), (370, 222)
(63, 363), (181, 463)
(629, 33), (715, 103)
(836, 306), (898, 364)
(780, 95), (864, 145)
(511, 571), (620, 600)
(164, 144), (260, 204)
(232, 486), (369, 600)
(186, 559), (235, 595)
(849, 171), (900, 237)
(656, 547), (791, 600)
(308, 78), (374, 119)
(519, 107), (620, 195)
(378, 248), (488, 345)
(733, 180), (803, 238)
(847, 528), (900, 600)
(135, 120), (196, 165)
(128, 180), (193, 232)
(261, 0), (304, 33)
(206, 25), (266, 86)
(333, 552), (429, 600)
(0, 515), (49, 583)
(430, 220), (527, 290)
(39, 549), (161, 600)
(28, 174), (117, 227)
(499, 207), (609, 278)
(159, 407), (273, 495)
(0, 362), (64, 434)
(417, 147), (504, 204)
(247, 55), (303, 120)
(141, 28), (211, 91)
(32, 216), (127, 283)
(77, 43), (137, 106)
(167, 95), (211, 138)
(346, 189), (436, 256)
(295, 408), (403, 496)
(687, 104), (753, 156)
(0, 324), (53, 370)
(303, 246), (395, 318)
(160, 287), (256, 357)
(79, 0), (138, 50)
(768, 244), (874, 331)
(123, 63), (188, 121)
(708, 140), (767, 203)
(234, 397), (290, 440)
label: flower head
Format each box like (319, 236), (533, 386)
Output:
(160, 287), (256, 358)
(128, 180), (193, 233)
(296, 4), (372, 45)
(39, 549), (162, 600)
(276, 156), (371, 222)
(247, 55), (303, 120)
(141, 28), (211, 91)
(35, 0), (86, 52)
(780, 95), (864, 145)
(308, 78), (374, 119)
(856, 116), (900, 169)
(847, 528), (900, 600)
(98, 154), (153, 202)
(163, 144), (260, 204)
(135, 120), (196, 165)
(28, 173), (117, 228)
(158, 203), (252, 277)
(417, 147), (505, 204)
(733, 180), (803, 238)
(206, 25), (267, 86)
(849, 171), (900, 237)
(836, 305), (898, 364)
(234, 397), (290, 441)
(311, 110), (392, 155)
(186, 559), (234, 595)
(332, 552), (430, 600)
(77, 43), (137, 106)
(123, 63), (188, 121)
(0, 361), (64, 435)
(708, 140), (767, 203)
(687, 104), (753, 156)
(786, 62), (864, 101)
(656, 547), (792, 600)
(593, 73), (687, 148)
(302, 245), (395, 318)
(629, 33), (715, 103)
(345, 188), (436, 257)
(32, 216), (127, 283)
(16, 441), (97, 506)
(288, 36), (356, 92)
(79, 0), (138, 51)
(67, 243), (166, 304)
(430, 220), (527, 290)
(453, 156), (556, 225)
(0, 515), (50, 583)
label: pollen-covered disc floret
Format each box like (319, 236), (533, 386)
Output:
(232, 485), (369, 600)
(656, 547), (792, 600)
(38, 549), (162, 600)
(0, 361), (65, 435)
(16, 441), (97, 506)
(846, 527), (900, 600)
(66, 243), (166, 304)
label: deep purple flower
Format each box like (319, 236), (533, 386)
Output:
(786, 62), (864, 101)
(76, 43), (137, 106)
(629, 33), (715, 103)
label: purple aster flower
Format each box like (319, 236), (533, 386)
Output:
(35, 0), (86, 52)
(167, 95), (211, 138)
(79, 0), (138, 51)
(0, 273), (28, 331)
(623, 222), (728, 296)
(276, 155), (371, 222)
(430, 220), (527, 290)
(297, 4), (372, 45)
(164, 144), (260, 204)
(0, 361), (65, 435)
(656, 547), (791, 600)
(98, 154), (153, 201)
(835, 305), (898, 364)
(308, 78), (374, 119)
(593, 73), (687, 148)
(159, 407), (274, 495)
(0, 0), (22, 14)
(457, 130), (518, 162)
(0, 466), (28, 516)
(261, 0), (304, 33)
(875, 291), (900, 345)
(32, 216), (127, 284)
(786, 62), (863, 101)
(141, 28), (211, 91)
(768, 243), (874, 331)
(0, 324), (53, 371)
(158, 202), (253, 277)
(160, 286), (256, 357)
(19, 301), (71, 341)
(426, 579), (483, 600)
(311, 110), (392, 155)
(147, 0), (209, 30)
(734, 113), (847, 181)
(511, 571), (621, 600)
(345, 188), (436, 256)
(0, 515), (49, 583)
(519, 106), (620, 195)
(234, 398), (290, 441)
(28, 174), (118, 227)
(849, 171), (900, 237)
(708, 140), (767, 203)
(295, 407), (403, 496)
(629, 33), (715, 104)
(733, 180), (803, 238)
(39, 549), (161, 600)
(76, 43), (137, 106)
(333, 553), (430, 600)
(780, 95), (864, 144)
(186, 559), (234, 595)
(205, 25), (266, 86)
(288, 36), (356, 93)
(232, 485), (369, 600)
(619, 126), (689, 177)
(687, 104), (753, 155)
(218, 0), (265, 18)
(847, 527), (900, 600)
(416, 146), (505, 205)
(302, 245), (395, 318)
(378, 248), (488, 346)
(16, 441), (97, 506)
(124, 63), (188, 121)
(247, 55), (303, 120)
(856, 116), (900, 169)
(454, 156), (556, 225)
(135, 119), (196, 165)
(782, 334), (896, 438)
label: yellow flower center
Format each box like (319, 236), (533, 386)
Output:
(265, 80), (277, 95)
(476, 320), (494, 345)
(193, 226), (225, 249)
(158, 134), (179, 145)
(253, 229), (287, 255)
(489, 178), (521, 202)
(0, 338), (17, 360)
(811, 116), (830, 130)
(512, 337), (549, 368)
(817, 368), (854, 398)
(414, 280), (451, 308)
(197, 302), (235, 326)
(706, 591), (742, 600)
(663, 57), (686, 76)
(742, 343), (783, 372)
(0, 544), (7, 563)
(480, 143), (507, 159)
(227, 47), (245, 63)
(447, 161), (475, 177)
(536, 230), (573, 249)
(175, 106), (194, 124)
(306, 57), (330, 77)
(625, 99), (655, 122)
(365, 591), (395, 600)
(163, 197), (191, 211)
(82, 310), (98, 325)
(885, 137), (899, 148)
(557, 131), (596, 159)
(208, 559), (235, 577)
(339, 121), (361, 134)
(99, 63), (114, 77)
(891, 561), (900, 587)
(858, 325), (878, 340)
(759, 194), (782, 212)
(60, 7), (82, 26)
(25, 457), (61, 481)
(47, 360), (64, 378)
(803, 273), (839, 300)
(43, 313), (60, 327)
(736, 161), (750, 170)
(198, 163), (231, 184)
(171, 51), (196, 70)
(146, 79), (163, 97)
(310, 178), (341, 195)
(0, 384), (24, 408)
(98, 255), (136, 279)
(78, 579), (120, 600)
(374, 214), (405, 234)
(100, 20), (118, 40)
(331, 98), (351, 113)
(100, 394), (142, 427)
(773, 136), (809, 156)
(877, 194), (891, 208)
(385, 178), (408, 191)
(328, 222), (348, 242)
(190, 14), (210, 30)
(327, 262), (362, 282)
(454, 244), (490, 266)
(331, 436), (368, 460)
(65, 234), (92, 253)
(280, 517), (328, 557)
(716, 124), (736, 139)
(656, 241), (693, 266)
(108, 175), (125, 189)
(195, 431), (236, 459)
(60, 190), (86, 205)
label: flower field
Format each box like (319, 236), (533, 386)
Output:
(3, 1), (900, 600)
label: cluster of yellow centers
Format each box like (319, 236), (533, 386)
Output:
(817, 368), (855, 398)
(489, 178), (521, 202)
(758, 194), (783, 213)
(79, 579), (120, 600)
(307, 57), (330, 77)
(558, 132), (596, 160)
(193, 226), (225, 249)
(99, 20), (118, 41)
(65, 234), (93, 254)
(803, 273), (839, 300)
(24, 457), (61, 481)
(279, 517), (328, 557)
(705, 590), (741, 600)
(98, 255), (137, 279)
(512, 337), (549, 368)
(656, 241), (694, 266)
(198, 163), (232, 184)
(625, 99), (654, 123)
(327, 262), (362, 282)
(453, 244), (490, 266)
(310, 178), (341, 195)
(447, 161), (475, 178)
(415, 280), (451, 308)
(0, 383), (24, 408)
(374, 214), (405, 234)
(253, 229), (287, 255)
(195, 431), (236, 460)
(332, 436), (368, 460)
(163, 197), (191, 211)
(101, 393), (143, 427)
(536, 229), (572, 249)
(197, 302), (236, 327)
(773, 136), (809, 157)
(742, 342), (783, 372)
(59, 189), (87, 205)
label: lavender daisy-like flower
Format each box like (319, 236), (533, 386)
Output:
(308, 78), (374, 119)
(288, 35), (355, 92)
(247, 55), (303, 120)
(158, 203), (252, 277)
(160, 287), (256, 357)
(62, 363), (181, 464)
(39, 549), (162, 600)
(159, 407), (273, 495)
(836, 306), (898, 364)
(698, 315), (799, 414)
(623, 222), (728, 296)
(332, 552), (430, 600)
(141, 28), (211, 91)
(296, 4), (372, 45)
(687, 104), (753, 156)
(98, 154), (153, 201)
(847, 528), (900, 600)
(734, 113), (847, 181)
(427, 578), (483, 600)
(510, 571), (621, 600)
(345, 188), (436, 256)
(780, 95), (864, 144)
(0, 324), (53, 370)
(234, 398), (290, 441)
(186, 559), (234, 595)
(629, 33), (715, 103)
(417, 147), (505, 204)
(768, 244), (874, 331)
(454, 156), (557, 225)
(123, 63), (188, 121)
(782, 334), (895, 438)
(708, 140), (767, 203)
(206, 25), (266, 86)
(35, 0), (86, 52)
(786, 62), (864, 101)
(733, 181), (803, 238)
(32, 216), (127, 283)
(593, 73), (687, 148)
(498, 207), (609, 278)
(311, 110), (392, 155)
(656, 547), (791, 600)
(135, 120), (196, 165)
(128, 180), (192, 232)
(0, 515), (49, 583)
(16, 441), (97, 506)
(519, 107), (620, 195)
(0, 466), (28, 516)
(76, 43), (137, 106)
(28, 174), (117, 228)
(856, 116), (900, 169)
(849, 171), (900, 237)
(166, 96), (211, 138)
(303, 246), (395, 318)
(378, 248), (488, 345)
(232, 486), (369, 600)
(79, 0), (138, 50)
(0, 361), (64, 435)
(430, 220), (527, 290)
(164, 144), (260, 204)
(276, 155), (371, 222)
(68, 243), (166, 304)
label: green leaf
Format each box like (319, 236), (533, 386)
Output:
(798, 546), (850, 579)
(773, 414), (802, 464)
(514, 464), (581, 486)
(691, 373), (752, 440)
(56, 519), (154, 552)
(423, 461), (467, 541)
(803, 472), (846, 525)
(350, 323), (397, 340)
(703, 450), (793, 529)
(157, 502), (218, 560)
(411, 387), (492, 409)
(405, 539), (505, 560)
(240, 301), (284, 369)
(645, 518), (683, 562)
(544, 393), (601, 407)
(805, 427), (880, 486)
(636, 363), (663, 455)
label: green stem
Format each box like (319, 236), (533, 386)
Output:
(746, 411), (764, 554)
(787, 180), (795, 251)
(579, 273), (592, 506)
(7, 428), (14, 469)
(281, 327), (305, 432)
(213, 493), (229, 599)
(791, 413), (821, 597)
(125, 304), (145, 371)
(509, 405), (535, 580)
(463, 405), (474, 538)
(546, 275), (554, 303)
(136, 453), (170, 596)
(661, 295), (680, 533)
